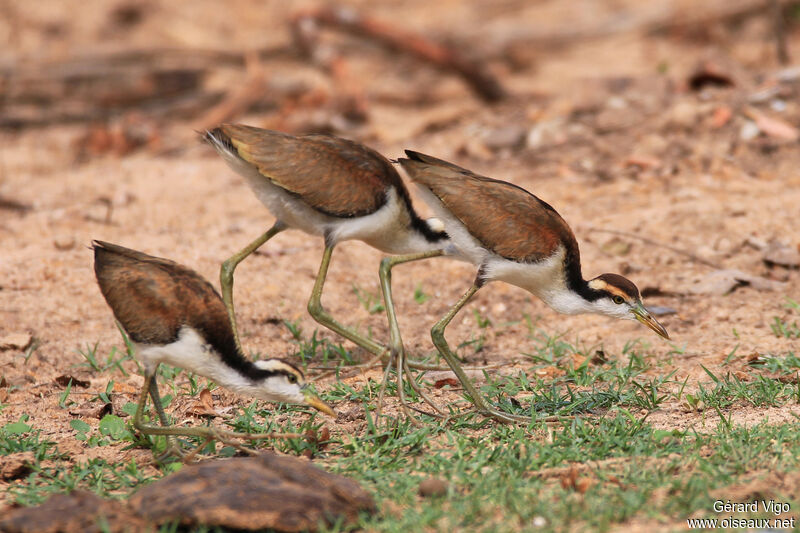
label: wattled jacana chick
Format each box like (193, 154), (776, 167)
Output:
(204, 125), (450, 375)
(93, 241), (334, 457)
(398, 151), (669, 422)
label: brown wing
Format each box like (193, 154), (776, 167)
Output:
(218, 124), (402, 218)
(93, 241), (234, 352)
(399, 151), (579, 263)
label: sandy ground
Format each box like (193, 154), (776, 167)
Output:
(1, 0), (800, 523)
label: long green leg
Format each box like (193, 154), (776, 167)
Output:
(379, 250), (447, 418)
(147, 369), (169, 426)
(379, 250), (444, 364)
(307, 245), (388, 357)
(133, 371), (303, 461)
(146, 365), (183, 458)
(221, 222), (287, 351)
(431, 284), (529, 424)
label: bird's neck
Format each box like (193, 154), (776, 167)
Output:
(395, 184), (449, 249)
(537, 250), (603, 315)
(178, 326), (276, 393)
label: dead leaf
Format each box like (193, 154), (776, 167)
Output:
(747, 352), (764, 365)
(688, 269), (786, 295)
(591, 350), (608, 365)
(186, 388), (222, 418)
(55, 375), (91, 388)
(560, 467), (580, 490)
(743, 107), (799, 141)
(623, 155), (661, 169)
(69, 401), (112, 419)
(710, 106), (732, 128)
(111, 381), (137, 394)
(688, 60), (735, 90)
(0, 333), (33, 351)
(433, 378), (459, 389)
(575, 477), (594, 494)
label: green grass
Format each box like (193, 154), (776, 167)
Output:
(5, 330), (800, 532)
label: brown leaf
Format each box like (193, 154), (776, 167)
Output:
(560, 467), (579, 490)
(54, 375), (91, 388)
(575, 477), (594, 494)
(591, 350), (608, 365)
(433, 378), (459, 389)
(186, 388), (222, 418)
(69, 401), (112, 419)
(710, 106), (732, 128)
(623, 155), (661, 170)
(688, 61), (735, 90)
(111, 381), (137, 394)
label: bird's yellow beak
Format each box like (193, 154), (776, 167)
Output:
(303, 388), (336, 417)
(632, 303), (670, 340)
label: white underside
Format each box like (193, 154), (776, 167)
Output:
(214, 142), (443, 255)
(135, 327), (304, 404)
(414, 184), (598, 315)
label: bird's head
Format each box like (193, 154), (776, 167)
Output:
(586, 273), (670, 339)
(251, 359), (336, 416)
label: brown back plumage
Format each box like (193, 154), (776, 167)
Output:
(399, 151), (580, 264)
(93, 241), (235, 350)
(216, 124), (406, 218)
(93, 241), (305, 380)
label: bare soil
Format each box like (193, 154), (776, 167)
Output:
(1, 0), (799, 526)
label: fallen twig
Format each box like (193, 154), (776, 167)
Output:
(587, 228), (722, 269)
(290, 5), (506, 103)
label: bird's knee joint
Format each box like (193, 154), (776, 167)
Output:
(220, 261), (235, 282)
(379, 256), (393, 272)
(307, 299), (323, 316)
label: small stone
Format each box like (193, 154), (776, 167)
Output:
(532, 516), (547, 527)
(739, 120), (760, 141)
(53, 235), (76, 251)
(763, 242), (800, 268)
(418, 478), (449, 497)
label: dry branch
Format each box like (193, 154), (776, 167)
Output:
(0, 46), (291, 129)
(290, 5), (506, 103)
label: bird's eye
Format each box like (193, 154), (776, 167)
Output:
(612, 295), (625, 305)
(287, 374), (297, 384)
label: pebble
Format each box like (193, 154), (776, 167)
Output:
(418, 478), (449, 497)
